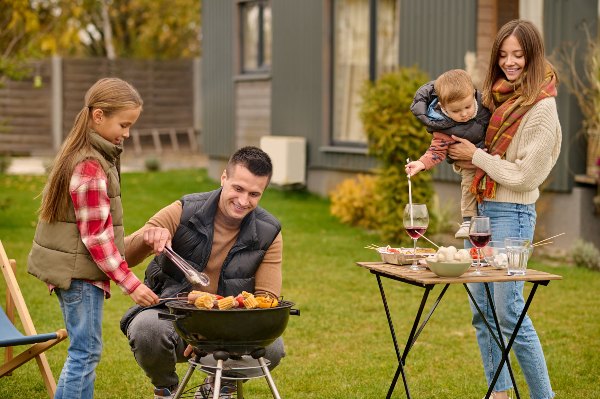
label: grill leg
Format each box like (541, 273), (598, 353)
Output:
(258, 357), (282, 399)
(212, 359), (224, 399)
(212, 351), (230, 399)
(173, 354), (201, 399)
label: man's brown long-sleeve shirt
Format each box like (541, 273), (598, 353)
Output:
(125, 200), (283, 298)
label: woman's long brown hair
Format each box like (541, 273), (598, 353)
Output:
(38, 78), (143, 222)
(482, 19), (558, 111)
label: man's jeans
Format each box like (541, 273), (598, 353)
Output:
(55, 280), (104, 399)
(466, 201), (554, 399)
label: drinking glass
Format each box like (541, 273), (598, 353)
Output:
(403, 203), (429, 271)
(469, 216), (491, 275)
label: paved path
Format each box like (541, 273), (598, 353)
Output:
(5, 153), (207, 175)
(6, 157), (48, 175)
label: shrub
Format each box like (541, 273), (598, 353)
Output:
(570, 239), (600, 272)
(0, 155), (12, 174)
(330, 174), (380, 231)
(144, 157), (161, 172)
(360, 67), (437, 243)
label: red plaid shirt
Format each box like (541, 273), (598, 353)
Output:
(49, 160), (141, 298)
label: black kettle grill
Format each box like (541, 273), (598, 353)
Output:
(158, 299), (299, 399)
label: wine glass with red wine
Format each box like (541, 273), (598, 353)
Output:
(469, 216), (491, 275)
(403, 203), (429, 271)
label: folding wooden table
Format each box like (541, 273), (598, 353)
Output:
(355, 262), (562, 399)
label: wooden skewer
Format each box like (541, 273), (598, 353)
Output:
(533, 232), (565, 245)
(159, 296), (187, 301)
(532, 241), (553, 248)
(416, 233), (440, 249)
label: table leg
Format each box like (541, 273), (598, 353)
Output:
(464, 283), (519, 399)
(376, 274), (449, 398)
(402, 284), (449, 363)
(377, 275), (411, 398)
(483, 283), (521, 399)
(486, 283), (542, 399)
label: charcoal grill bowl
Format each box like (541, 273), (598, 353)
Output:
(160, 300), (297, 355)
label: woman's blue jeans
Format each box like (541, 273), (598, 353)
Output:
(467, 201), (554, 399)
(54, 280), (104, 399)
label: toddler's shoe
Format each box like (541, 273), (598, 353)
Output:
(455, 220), (471, 239)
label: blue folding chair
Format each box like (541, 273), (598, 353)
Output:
(0, 240), (67, 398)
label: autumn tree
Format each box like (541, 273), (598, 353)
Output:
(1, 0), (201, 83)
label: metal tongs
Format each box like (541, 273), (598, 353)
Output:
(163, 246), (210, 288)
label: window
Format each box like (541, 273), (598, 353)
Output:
(331, 0), (399, 144)
(239, 0), (272, 73)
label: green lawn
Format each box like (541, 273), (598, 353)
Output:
(1, 169), (599, 398)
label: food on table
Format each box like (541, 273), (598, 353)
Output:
(430, 246), (471, 263)
(376, 246), (436, 266)
(380, 245), (435, 255)
(470, 247), (482, 260)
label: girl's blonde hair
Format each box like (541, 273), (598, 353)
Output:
(482, 19), (558, 110)
(39, 77), (143, 222)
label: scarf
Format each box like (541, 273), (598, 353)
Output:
(470, 65), (557, 202)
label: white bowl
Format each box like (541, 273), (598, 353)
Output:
(426, 260), (471, 278)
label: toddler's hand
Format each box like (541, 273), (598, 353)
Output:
(405, 161), (425, 177)
(130, 283), (159, 307)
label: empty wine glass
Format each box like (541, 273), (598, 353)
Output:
(403, 203), (429, 271)
(469, 216), (491, 276)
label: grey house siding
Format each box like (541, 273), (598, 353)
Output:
(399, 0), (477, 183)
(201, 0), (590, 194)
(399, 0), (477, 79)
(544, 0), (598, 192)
(270, 0), (376, 173)
(202, 0), (235, 159)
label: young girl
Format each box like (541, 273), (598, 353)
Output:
(449, 20), (560, 399)
(28, 77), (159, 399)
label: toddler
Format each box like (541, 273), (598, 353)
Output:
(405, 69), (491, 238)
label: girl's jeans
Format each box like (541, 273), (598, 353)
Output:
(467, 201), (555, 399)
(55, 280), (104, 399)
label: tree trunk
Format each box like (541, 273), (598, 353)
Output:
(101, 0), (116, 60)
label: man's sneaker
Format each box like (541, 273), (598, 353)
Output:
(455, 220), (471, 239)
(154, 385), (176, 399)
(195, 375), (237, 399)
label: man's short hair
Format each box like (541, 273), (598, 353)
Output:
(227, 146), (273, 181)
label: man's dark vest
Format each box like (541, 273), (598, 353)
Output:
(120, 188), (281, 334)
(28, 132), (124, 289)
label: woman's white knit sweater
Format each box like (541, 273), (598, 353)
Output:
(471, 97), (562, 205)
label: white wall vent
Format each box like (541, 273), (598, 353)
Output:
(260, 136), (306, 186)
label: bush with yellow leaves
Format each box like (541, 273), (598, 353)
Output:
(330, 174), (380, 231)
